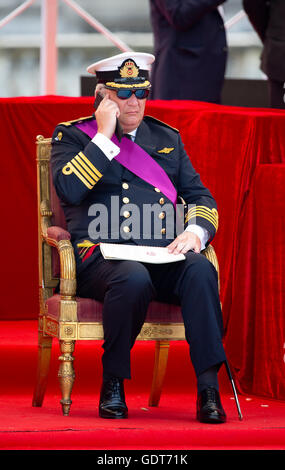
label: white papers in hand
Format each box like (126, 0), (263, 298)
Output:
(100, 243), (185, 264)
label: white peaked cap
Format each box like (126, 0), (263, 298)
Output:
(87, 52), (155, 75)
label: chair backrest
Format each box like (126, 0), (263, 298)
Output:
(36, 135), (62, 296)
(49, 163), (67, 231)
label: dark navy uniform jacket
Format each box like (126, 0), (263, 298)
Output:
(51, 115), (218, 272)
(149, 0), (227, 102)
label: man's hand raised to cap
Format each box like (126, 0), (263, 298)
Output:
(95, 92), (120, 140)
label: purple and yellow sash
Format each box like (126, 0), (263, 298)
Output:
(75, 120), (177, 206)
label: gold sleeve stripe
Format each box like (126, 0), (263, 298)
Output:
(188, 213), (218, 230)
(185, 207), (218, 226)
(62, 151), (103, 189)
(186, 212), (218, 231)
(62, 162), (94, 189)
(196, 211), (218, 230)
(74, 154), (101, 182)
(71, 158), (98, 185)
(185, 209), (218, 229)
(185, 206), (219, 230)
(185, 205), (218, 220)
(78, 152), (103, 178)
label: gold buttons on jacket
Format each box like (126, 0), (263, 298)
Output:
(161, 228), (166, 234)
(123, 211), (130, 218)
(123, 226), (130, 233)
(158, 212), (165, 219)
(122, 182), (129, 190)
(159, 197), (165, 205)
(122, 197), (130, 204)
(154, 187), (161, 192)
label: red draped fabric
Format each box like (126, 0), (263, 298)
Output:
(225, 164), (285, 399)
(0, 96), (284, 400)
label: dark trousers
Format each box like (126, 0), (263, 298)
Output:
(268, 79), (285, 109)
(77, 250), (226, 380)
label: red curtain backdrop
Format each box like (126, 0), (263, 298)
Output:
(0, 96), (284, 400)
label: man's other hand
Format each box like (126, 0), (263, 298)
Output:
(167, 231), (201, 255)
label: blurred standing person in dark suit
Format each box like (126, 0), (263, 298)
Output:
(243, 0), (285, 109)
(149, 0), (228, 103)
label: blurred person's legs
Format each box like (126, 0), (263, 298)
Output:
(268, 79), (285, 109)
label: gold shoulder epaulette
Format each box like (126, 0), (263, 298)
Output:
(144, 115), (179, 133)
(58, 115), (94, 127)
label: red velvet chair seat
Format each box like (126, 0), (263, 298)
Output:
(46, 294), (183, 323)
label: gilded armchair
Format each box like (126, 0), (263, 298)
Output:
(32, 134), (226, 417)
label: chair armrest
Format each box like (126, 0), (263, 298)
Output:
(46, 226), (71, 242)
(202, 244), (219, 271)
(43, 225), (76, 299)
(202, 244), (220, 291)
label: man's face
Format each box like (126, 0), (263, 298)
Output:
(106, 87), (147, 133)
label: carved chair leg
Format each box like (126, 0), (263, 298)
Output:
(58, 340), (75, 416)
(32, 330), (53, 407)
(148, 340), (170, 407)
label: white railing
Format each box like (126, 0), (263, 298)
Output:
(0, 0), (246, 95)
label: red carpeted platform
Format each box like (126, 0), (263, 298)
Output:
(1, 97), (285, 402)
(1, 321), (284, 451)
(0, 97), (284, 454)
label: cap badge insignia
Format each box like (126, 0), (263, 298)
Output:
(119, 59), (139, 78)
(157, 147), (174, 154)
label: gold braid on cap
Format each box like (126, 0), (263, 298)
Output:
(105, 80), (150, 89)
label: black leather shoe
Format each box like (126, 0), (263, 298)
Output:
(196, 387), (226, 424)
(99, 377), (128, 419)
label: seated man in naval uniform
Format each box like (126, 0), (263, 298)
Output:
(51, 52), (227, 423)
